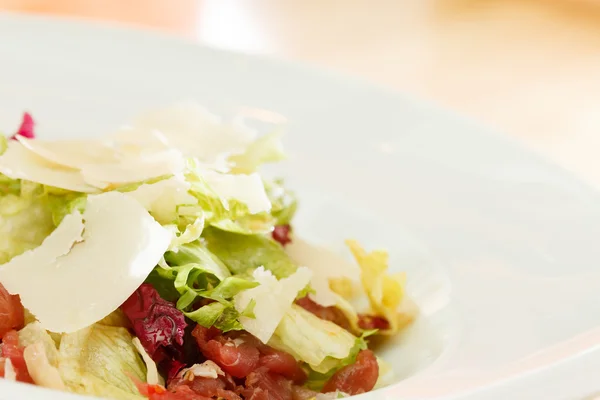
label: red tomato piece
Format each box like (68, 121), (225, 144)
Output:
(169, 375), (238, 399)
(136, 382), (212, 400)
(207, 338), (259, 378)
(358, 314), (390, 330)
(192, 325), (260, 379)
(0, 283), (24, 338)
(322, 349), (379, 395)
(291, 385), (319, 400)
(191, 325), (309, 398)
(295, 296), (351, 331)
(227, 333), (306, 384)
(259, 349), (306, 384)
(240, 367), (294, 400)
(1, 330), (33, 383)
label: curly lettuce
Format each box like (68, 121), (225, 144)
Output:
(346, 240), (416, 335)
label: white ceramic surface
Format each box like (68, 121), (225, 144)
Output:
(0, 12), (600, 400)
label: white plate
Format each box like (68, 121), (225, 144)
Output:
(1, 12), (600, 400)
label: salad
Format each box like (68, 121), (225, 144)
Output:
(0, 104), (416, 400)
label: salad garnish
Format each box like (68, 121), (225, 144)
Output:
(0, 105), (416, 399)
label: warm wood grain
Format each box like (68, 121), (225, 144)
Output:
(3, 0), (600, 184)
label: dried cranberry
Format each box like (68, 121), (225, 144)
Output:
(272, 225), (292, 246)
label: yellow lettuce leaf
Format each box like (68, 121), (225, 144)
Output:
(58, 324), (146, 400)
(18, 322), (60, 366)
(23, 342), (65, 391)
(97, 309), (131, 328)
(346, 240), (416, 335)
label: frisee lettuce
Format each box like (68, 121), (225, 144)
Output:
(184, 159), (276, 234)
(152, 239), (259, 332)
(346, 240), (416, 335)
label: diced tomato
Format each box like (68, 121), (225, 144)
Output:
(358, 314), (390, 331)
(295, 297), (351, 331)
(134, 381), (166, 397)
(170, 378), (240, 400)
(259, 349), (306, 384)
(192, 325), (308, 385)
(167, 368), (240, 400)
(192, 325), (259, 379)
(291, 385), (318, 400)
(135, 381), (212, 400)
(190, 325), (221, 344)
(240, 367), (293, 400)
(209, 338), (259, 378)
(322, 349), (379, 395)
(1, 330), (33, 383)
(0, 283), (25, 338)
(191, 325), (310, 398)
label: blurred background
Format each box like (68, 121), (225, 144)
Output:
(2, 0), (600, 185)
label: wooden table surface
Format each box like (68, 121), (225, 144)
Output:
(2, 0), (600, 186)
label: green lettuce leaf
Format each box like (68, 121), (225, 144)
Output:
(203, 228), (297, 279)
(167, 216), (205, 252)
(144, 269), (181, 303)
(164, 241), (230, 281)
(184, 159), (276, 234)
(0, 175), (95, 264)
(268, 305), (366, 376)
(199, 276), (259, 304)
(46, 192), (87, 226)
(155, 240), (259, 332)
(185, 297), (256, 332)
(304, 332), (372, 390)
(0, 182), (54, 264)
(184, 301), (226, 327)
(58, 324), (147, 399)
(174, 272), (256, 311)
(181, 276), (258, 331)
(160, 241), (234, 309)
